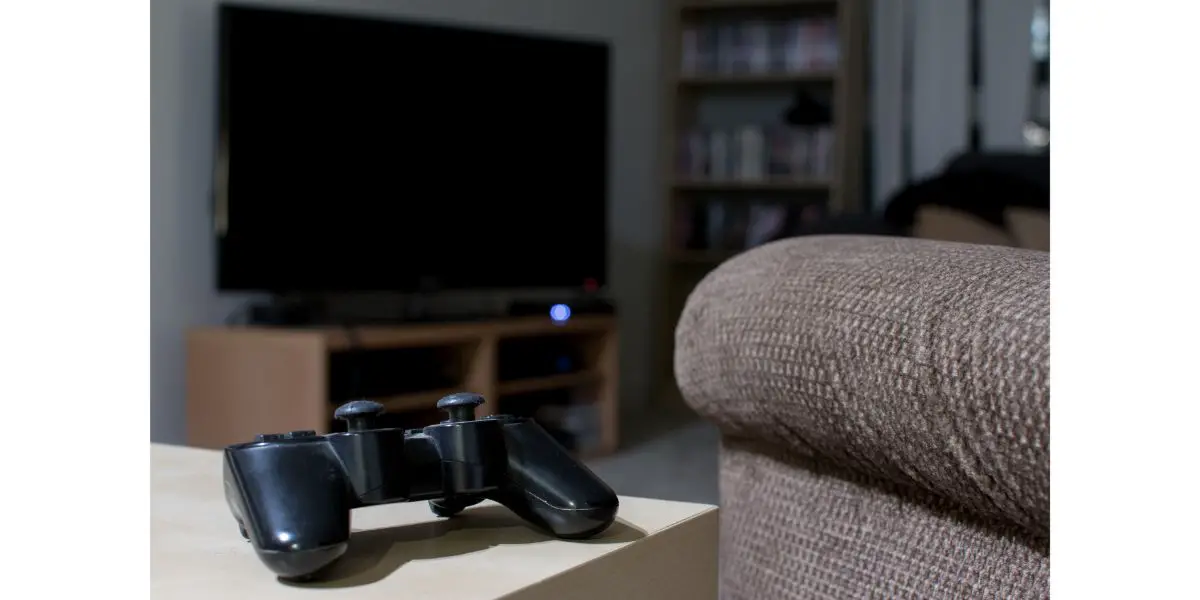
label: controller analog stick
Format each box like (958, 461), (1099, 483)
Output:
(437, 392), (485, 423)
(334, 400), (385, 432)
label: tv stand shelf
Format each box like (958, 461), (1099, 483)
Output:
(186, 316), (619, 457)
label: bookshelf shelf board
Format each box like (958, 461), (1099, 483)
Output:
(678, 72), (836, 86)
(673, 178), (831, 191)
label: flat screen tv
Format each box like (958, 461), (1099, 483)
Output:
(214, 4), (610, 293)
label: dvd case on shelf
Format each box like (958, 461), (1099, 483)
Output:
(785, 128), (812, 178)
(766, 126), (794, 178)
(809, 126), (835, 178)
(704, 200), (749, 251)
(678, 128), (709, 178)
(779, 17), (841, 74)
(779, 19), (809, 72)
(742, 20), (772, 74)
(673, 201), (699, 250)
(677, 125), (834, 183)
(705, 201), (726, 250)
(746, 202), (789, 247)
(680, 16), (839, 77)
(673, 197), (829, 256)
(734, 125), (766, 181)
(715, 23), (743, 73)
(708, 130), (732, 179)
(680, 25), (717, 75)
(819, 18), (840, 69)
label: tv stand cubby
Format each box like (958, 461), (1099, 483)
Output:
(185, 316), (619, 457)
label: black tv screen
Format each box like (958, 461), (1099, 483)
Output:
(214, 5), (610, 293)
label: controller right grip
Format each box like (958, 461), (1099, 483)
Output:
(491, 418), (619, 539)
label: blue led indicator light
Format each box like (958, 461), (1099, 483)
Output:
(549, 304), (572, 323)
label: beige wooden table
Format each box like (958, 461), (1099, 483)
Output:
(151, 443), (718, 599)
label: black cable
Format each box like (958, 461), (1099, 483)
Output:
(899, 0), (915, 183)
(968, 0), (982, 151)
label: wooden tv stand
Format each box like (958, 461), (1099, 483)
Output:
(185, 315), (619, 456)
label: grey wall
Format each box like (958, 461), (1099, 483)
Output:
(869, 0), (1047, 208)
(151, 0), (664, 443)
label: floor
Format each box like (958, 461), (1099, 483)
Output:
(584, 407), (720, 506)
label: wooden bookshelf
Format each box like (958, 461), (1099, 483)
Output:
(185, 316), (619, 457)
(657, 0), (868, 397)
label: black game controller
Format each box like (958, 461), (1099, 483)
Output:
(222, 393), (620, 580)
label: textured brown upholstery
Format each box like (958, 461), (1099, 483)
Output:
(674, 235), (1049, 599)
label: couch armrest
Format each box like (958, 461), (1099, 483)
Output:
(674, 235), (1049, 539)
